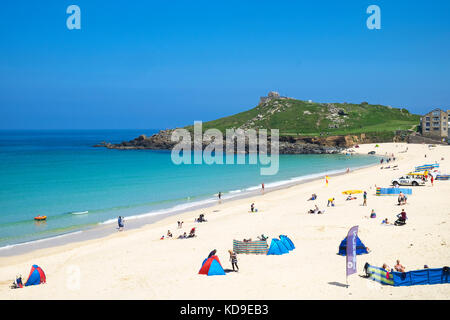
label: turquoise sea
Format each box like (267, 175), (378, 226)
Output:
(0, 130), (379, 248)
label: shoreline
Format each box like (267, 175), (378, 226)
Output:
(0, 157), (379, 258)
(1, 142), (449, 299)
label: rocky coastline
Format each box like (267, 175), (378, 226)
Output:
(93, 129), (375, 154)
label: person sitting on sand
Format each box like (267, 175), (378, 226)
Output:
(208, 249), (217, 258)
(370, 209), (376, 218)
(327, 198), (335, 207)
(308, 193), (317, 201)
(381, 218), (390, 225)
(196, 214), (207, 223)
(395, 209), (407, 225)
(394, 259), (406, 272)
(258, 234), (268, 241)
(346, 195), (357, 201)
(308, 205), (320, 214)
(177, 232), (187, 239)
(250, 203), (255, 212)
(167, 230), (172, 238)
(188, 227), (196, 238)
(397, 192), (407, 205)
(382, 263), (391, 272)
(10, 275), (23, 289)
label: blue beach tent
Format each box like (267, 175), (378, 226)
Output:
(25, 265), (46, 286)
(338, 236), (368, 256)
(198, 256), (226, 276)
(279, 235), (295, 251)
(267, 238), (289, 255)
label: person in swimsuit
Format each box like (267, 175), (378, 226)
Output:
(394, 260), (406, 272)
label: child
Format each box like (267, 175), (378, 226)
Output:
(229, 250), (239, 272)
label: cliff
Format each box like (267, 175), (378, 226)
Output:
(95, 93), (420, 154)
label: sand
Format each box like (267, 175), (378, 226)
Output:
(1, 143), (449, 300)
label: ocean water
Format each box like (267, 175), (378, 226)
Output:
(0, 130), (379, 248)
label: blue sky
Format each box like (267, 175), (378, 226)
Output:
(0, 0), (449, 129)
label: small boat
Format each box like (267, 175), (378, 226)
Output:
(70, 211), (88, 215)
(34, 215), (47, 221)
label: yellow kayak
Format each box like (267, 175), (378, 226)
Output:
(342, 190), (363, 195)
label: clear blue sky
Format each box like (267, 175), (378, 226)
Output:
(1, 0), (449, 129)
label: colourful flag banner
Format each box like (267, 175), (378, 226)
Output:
(346, 225), (358, 278)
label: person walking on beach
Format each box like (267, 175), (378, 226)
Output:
(430, 174), (434, 186)
(363, 191), (367, 206)
(261, 183), (265, 194)
(118, 216), (124, 231)
(218, 192), (222, 201)
(229, 250), (239, 272)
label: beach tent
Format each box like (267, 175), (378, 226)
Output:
(279, 235), (295, 251)
(198, 255), (226, 276)
(338, 236), (368, 256)
(436, 175), (450, 181)
(267, 238), (289, 255)
(25, 265), (46, 286)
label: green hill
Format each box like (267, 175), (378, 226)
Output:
(188, 97), (420, 138)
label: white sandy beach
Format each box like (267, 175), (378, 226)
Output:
(1, 143), (449, 300)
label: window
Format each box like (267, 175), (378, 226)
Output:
(432, 111), (440, 116)
(426, 122), (430, 127)
(426, 117), (430, 121)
